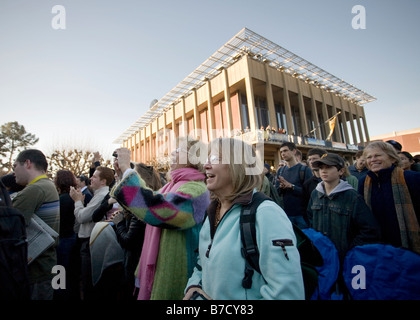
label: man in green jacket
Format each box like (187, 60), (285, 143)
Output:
(13, 149), (60, 300)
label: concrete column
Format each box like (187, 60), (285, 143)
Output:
(205, 79), (215, 140)
(354, 104), (365, 145)
(221, 68), (233, 133)
(192, 88), (201, 139)
(142, 127), (147, 163)
(170, 104), (176, 150)
(320, 90), (330, 140)
(155, 119), (159, 161)
(244, 56), (257, 132)
(148, 124), (153, 162)
(281, 72), (294, 134)
(297, 80), (309, 136)
(180, 96), (188, 138)
(135, 132), (140, 162)
(161, 112), (168, 158)
(308, 85), (321, 139)
(264, 64), (277, 129)
(329, 94), (343, 142)
(361, 106), (370, 143)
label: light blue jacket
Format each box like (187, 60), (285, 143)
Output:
(185, 192), (305, 300)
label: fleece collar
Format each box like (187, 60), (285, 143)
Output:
(316, 179), (354, 198)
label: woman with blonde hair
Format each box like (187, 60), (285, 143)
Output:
(359, 141), (420, 254)
(184, 137), (304, 300)
(111, 136), (210, 300)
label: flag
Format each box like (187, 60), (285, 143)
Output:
(326, 116), (337, 141)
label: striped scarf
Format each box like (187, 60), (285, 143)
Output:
(364, 166), (420, 254)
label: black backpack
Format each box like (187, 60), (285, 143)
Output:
(0, 180), (30, 300)
(268, 181), (284, 208)
(240, 192), (323, 300)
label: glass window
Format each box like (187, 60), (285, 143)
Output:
(240, 94), (250, 130)
(254, 96), (269, 129)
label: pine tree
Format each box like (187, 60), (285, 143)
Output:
(0, 121), (39, 173)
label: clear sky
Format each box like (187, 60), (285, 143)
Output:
(1, 0), (419, 160)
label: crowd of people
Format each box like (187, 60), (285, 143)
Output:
(1, 137), (419, 300)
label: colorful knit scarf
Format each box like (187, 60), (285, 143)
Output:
(136, 167), (207, 300)
(364, 166), (420, 254)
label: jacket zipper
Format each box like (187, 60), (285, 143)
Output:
(206, 240), (212, 258)
(206, 205), (233, 258)
(272, 239), (293, 260)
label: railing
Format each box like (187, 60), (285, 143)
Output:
(148, 129), (361, 167)
(240, 129), (362, 152)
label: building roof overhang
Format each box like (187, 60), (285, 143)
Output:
(114, 27), (376, 144)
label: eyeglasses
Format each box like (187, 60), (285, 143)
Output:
(174, 148), (189, 154)
(206, 154), (222, 164)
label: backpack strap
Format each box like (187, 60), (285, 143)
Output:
(277, 165), (285, 180)
(277, 164), (306, 188)
(240, 192), (273, 289)
(299, 164), (307, 185)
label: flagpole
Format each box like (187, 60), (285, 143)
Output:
(304, 111), (341, 138)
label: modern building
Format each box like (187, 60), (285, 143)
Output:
(371, 127), (420, 156)
(114, 28), (376, 169)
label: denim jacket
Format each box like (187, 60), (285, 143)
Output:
(307, 180), (381, 261)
